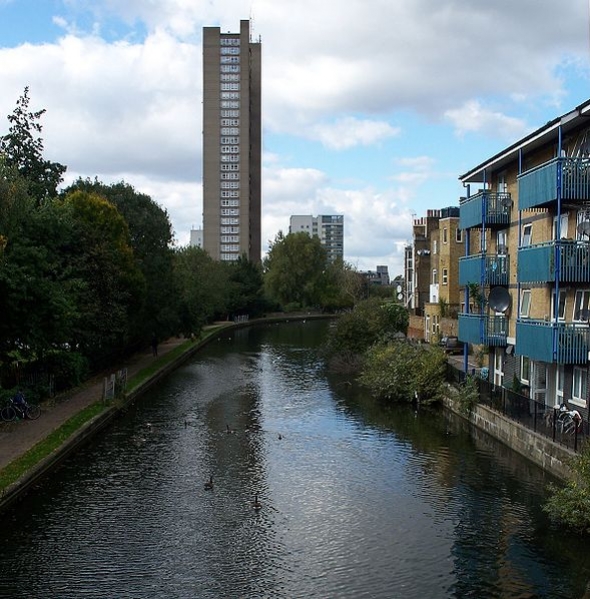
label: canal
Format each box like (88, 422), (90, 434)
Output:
(1, 319), (590, 598)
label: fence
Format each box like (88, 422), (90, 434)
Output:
(446, 363), (588, 452)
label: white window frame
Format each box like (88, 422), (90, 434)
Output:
(551, 289), (567, 321)
(520, 289), (532, 318)
(572, 367), (587, 406)
(522, 223), (532, 247)
(442, 268), (448, 285)
(573, 290), (590, 321)
(456, 228), (463, 243)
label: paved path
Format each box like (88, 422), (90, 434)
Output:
(0, 337), (187, 471)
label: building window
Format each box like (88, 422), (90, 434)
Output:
(442, 268), (448, 285)
(442, 227), (448, 243)
(221, 73), (240, 82)
(432, 269), (438, 285)
(551, 289), (567, 321)
(520, 289), (531, 317)
(456, 228), (462, 243)
(522, 223), (532, 247)
(433, 240), (437, 255)
(520, 356), (530, 385)
(572, 367), (587, 404)
(220, 65), (240, 73)
(573, 290), (590, 321)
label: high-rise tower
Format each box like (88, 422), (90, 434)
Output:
(202, 20), (262, 262)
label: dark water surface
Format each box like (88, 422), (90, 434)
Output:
(2, 320), (590, 598)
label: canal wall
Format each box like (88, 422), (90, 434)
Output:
(442, 396), (574, 480)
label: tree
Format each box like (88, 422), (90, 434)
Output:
(359, 342), (446, 404)
(55, 190), (145, 367)
(0, 87), (66, 204)
(226, 254), (266, 318)
(173, 247), (229, 335)
(62, 178), (178, 341)
(263, 231), (328, 309)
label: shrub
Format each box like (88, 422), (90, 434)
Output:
(359, 342), (446, 404)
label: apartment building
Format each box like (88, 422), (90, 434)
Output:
(404, 208), (464, 341)
(289, 214), (344, 262)
(458, 99), (590, 416)
(202, 20), (262, 262)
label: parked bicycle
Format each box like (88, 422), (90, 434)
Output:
(0, 394), (41, 422)
(545, 403), (582, 435)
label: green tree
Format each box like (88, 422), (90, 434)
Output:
(55, 190), (145, 367)
(173, 246), (229, 335)
(359, 342), (446, 404)
(226, 254), (266, 318)
(0, 87), (66, 204)
(62, 178), (178, 341)
(263, 231), (328, 309)
(544, 444), (590, 534)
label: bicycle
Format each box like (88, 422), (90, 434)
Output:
(1, 398), (41, 422)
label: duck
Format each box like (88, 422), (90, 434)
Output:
(278, 433), (283, 440)
(204, 476), (214, 490)
(253, 494), (262, 511)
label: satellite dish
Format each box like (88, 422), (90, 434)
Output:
(488, 286), (511, 313)
(500, 196), (513, 209)
(577, 221), (590, 237)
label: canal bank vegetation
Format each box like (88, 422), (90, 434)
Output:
(544, 443), (590, 534)
(323, 297), (447, 404)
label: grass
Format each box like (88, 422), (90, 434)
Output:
(0, 402), (107, 494)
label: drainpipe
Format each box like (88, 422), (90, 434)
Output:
(464, 184), (471, 375)
(553, 126), (563, 362)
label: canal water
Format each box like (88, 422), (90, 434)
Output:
(1, 320), (590, 599)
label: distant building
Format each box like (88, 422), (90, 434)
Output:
(289, 214), (344, 262)
(404, 207), (465, 341)
(190, 228), (203, 248)
(202, 20), (262, 262)
(361, 265), (390, 286)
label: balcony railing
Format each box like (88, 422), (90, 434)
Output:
(518, 157), (590, 210)
(516, 319), (590, 363)
(459, 253), (509, 286)
(518, 240), (590, 283)
(459, 191), (511, 230)
(458, 313), (507, 346)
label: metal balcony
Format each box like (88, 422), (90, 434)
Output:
(458, 313), (507, 346)
(459, 253), (509, 286)
(459, 191), (512, 230)
(516, 319), (590, 363)
(517, 240), (590, 283)
(518, 157), (590, 210)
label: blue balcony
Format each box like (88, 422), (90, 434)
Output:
(459, 191), (511, 230)
(458, 313), (507, 346)
(516, 319), (590, 364)
(517, 240), (590, 283)
(518, 157), (590, 210)
(459, 253), (509, 286)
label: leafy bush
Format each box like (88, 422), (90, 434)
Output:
(544, 443), (590, 534)
(359, 341), (446, 404)
(455, 375), (479, 414)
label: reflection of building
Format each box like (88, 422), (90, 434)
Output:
(289, 215), (344, 262)
(458, 98), (590, 418)
(202, 20), (261, 262)
(404, 208), (464, 340)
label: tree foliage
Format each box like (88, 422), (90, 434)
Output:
(544, 444), (590, 534)
(61, 178), (178, 341)
(359, 342), (446, 404)
(264, 231), (328, 309)
(0, 87), (66, 204)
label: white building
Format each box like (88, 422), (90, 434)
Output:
(289, 214), (344, 262)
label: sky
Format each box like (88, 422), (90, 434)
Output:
(0, 1), (589, 277)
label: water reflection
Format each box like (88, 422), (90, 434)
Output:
(1, 320), (589, 598)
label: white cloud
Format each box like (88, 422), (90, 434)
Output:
(444, 100), (529, 140)
(308, 117), (400, 150)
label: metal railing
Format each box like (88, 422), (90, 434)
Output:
(446, 363), (588, 452)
